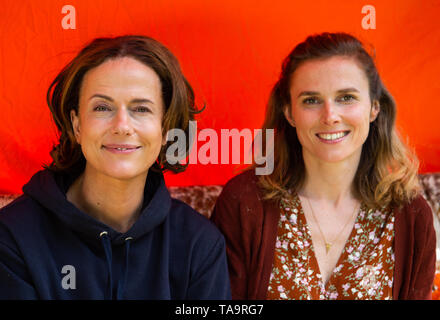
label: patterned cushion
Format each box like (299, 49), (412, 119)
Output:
(169, 185), (223, 218)
(0, 194), (19, 210)
(419, 172), (440, 220)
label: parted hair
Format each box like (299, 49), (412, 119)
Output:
(45, 35), (200, 176)
(255, 32), (420, 209)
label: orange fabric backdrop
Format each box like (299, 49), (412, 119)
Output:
(0, 0), (439, 194)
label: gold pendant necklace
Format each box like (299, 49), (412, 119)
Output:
(325, 242), (332, 254)
(305, 196), (359, 255)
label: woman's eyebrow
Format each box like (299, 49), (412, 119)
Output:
(297, 91), (319, 98)
(89, 94), (153, 104)
(130, 98), (154, 104)
(336, 87), (360, 94)
(297, 87), (360, 98)
(89, 94), (114, 102)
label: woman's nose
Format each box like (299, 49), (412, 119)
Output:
(111, 107), (134, 135)
(321, 100), (341, 125)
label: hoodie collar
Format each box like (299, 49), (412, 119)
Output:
(22, 168), (171, 245)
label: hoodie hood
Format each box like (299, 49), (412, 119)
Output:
(22, 168), (171, 246)
(22, 168), (172, 299)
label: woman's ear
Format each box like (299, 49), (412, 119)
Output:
(283, 105), (295, 127)
(370, 100), (380, 122)
(70, 109), (81, 144)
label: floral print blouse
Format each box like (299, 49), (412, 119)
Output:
(267, 192), (395, 300)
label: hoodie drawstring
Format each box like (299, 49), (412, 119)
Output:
(117, 236), (132, 300)
(99, 231), (132, 300)
(100, 231), (113, 299)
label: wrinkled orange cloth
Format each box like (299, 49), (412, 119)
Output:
(267, 192), (394, 300)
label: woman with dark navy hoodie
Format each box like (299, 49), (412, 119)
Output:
(0, 35), (231, 300)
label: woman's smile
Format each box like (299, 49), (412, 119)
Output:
(102, 144), (142, 154)
(315, 130), (350, 144)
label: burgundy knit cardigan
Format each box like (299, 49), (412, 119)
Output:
(211, 170), (436, 300)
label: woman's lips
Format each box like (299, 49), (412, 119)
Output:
(102, 144), (141, 154)
(315, 130), (350, 144)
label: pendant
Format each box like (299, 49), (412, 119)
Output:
(325, 242), (332, 254)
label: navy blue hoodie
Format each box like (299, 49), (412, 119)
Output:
(0, 169), (231, 300)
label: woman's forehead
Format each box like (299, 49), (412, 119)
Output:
(79, 57), (162, 100)
(290, 56), (369, 94)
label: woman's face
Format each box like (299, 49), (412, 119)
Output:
(284, 56), (380, 165)
(71, 56), (165, 181)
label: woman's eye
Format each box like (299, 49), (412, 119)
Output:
(94, 104), (111, 111)
(302, 97), (321, 105)
(134, 106), (151, 113)
(337, 94), (356, 103)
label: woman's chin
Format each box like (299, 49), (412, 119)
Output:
(306, 149), (356, 164)
(87, 164), (150, 182)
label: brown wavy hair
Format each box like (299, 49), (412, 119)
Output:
(255, 32), (420, 209)
(45, 35), (201, 176)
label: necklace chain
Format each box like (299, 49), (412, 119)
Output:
(305, 196), (359, 255)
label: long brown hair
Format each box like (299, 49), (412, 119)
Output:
(256, 32), (420, 209)
(45, 35), (200, 176)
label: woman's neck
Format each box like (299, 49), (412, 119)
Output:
(300, 150), (361, 207)
(66, 166), (147, 233)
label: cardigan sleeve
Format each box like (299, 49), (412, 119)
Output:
(408, 195), (437, 300)
(211, 179), (249, 299)
(395, 195), (437, 300)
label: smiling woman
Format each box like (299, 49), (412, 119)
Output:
(0, 35), (231, 300)
(211, 32), (436, 300)
(67, 57), (166, 232)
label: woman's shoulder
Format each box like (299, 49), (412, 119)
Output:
(225, 168), (258, 186)
(219, 168), (261, 200)
(0, 194), (45, 227)
(0, 194), (48, 251)
(395, 194), (434, 226)
(211, 168), (274, 226)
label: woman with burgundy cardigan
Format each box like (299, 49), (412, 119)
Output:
(211, 32), (436, 300)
